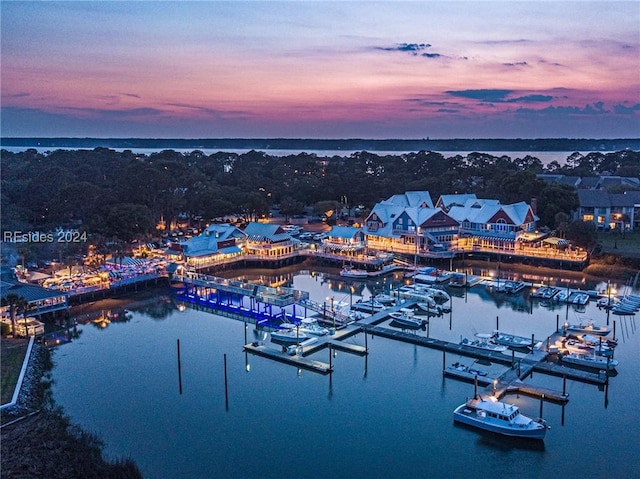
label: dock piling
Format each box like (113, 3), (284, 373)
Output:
(177, 339), (183, 395)
(224, 353), (229, 410)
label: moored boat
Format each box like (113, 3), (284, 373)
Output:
(444, 362), (492, 385)
(559, 352), (618, 370)
(340, 266), (369, 278)
(460, 334), (508, 352)
(270, 324), (311, 344)
(373, 293), (395, 305)
(389, 310), (424, 328)
(453, 396), (548, 439)
(565, 320), (611, 336)
(351, 298), (386, 313)
(415, 302), (443, 316)
(491, 331), (534, 349)
(297, 318), (330, 336)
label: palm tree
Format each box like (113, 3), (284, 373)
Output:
(17, 299), (34, 337)
(2, 293), (28, 337)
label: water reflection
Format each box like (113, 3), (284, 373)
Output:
(51, 265), (640, 478)
(453, 423), (547, 452)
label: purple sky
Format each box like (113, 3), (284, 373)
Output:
(1, 1), (639, 139)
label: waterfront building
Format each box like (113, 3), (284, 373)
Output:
(243, 222), (296, 258)
(448, 199), (538, 253)
(180, 224), (245, 268)
(362, 192), (459, 257)
(321, 226), (365, 255)
(1, 278), (68, 335)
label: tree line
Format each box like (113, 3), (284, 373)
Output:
(1, 148), (638, 258)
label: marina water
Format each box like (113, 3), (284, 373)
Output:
(51, 269), (640, 479)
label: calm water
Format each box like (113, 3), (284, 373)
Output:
(51, 269), (640, 479)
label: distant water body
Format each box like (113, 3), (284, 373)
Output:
(1, 146), (607, 166)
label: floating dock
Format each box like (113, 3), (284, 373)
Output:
(244, 343), (333, 375)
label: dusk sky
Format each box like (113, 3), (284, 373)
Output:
(1, 1), (639, 139)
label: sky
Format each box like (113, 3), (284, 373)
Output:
(1, 0), (639, 139)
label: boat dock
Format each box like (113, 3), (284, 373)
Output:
(243, 343), (333, 375)
(178, 273), (611, 397)
(244, 321), (368, 374)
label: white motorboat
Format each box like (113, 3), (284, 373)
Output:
(453, 396), (548, 439)
(297, 318), (329, 336)
(351, 298), (386, 313)
(491, 331), (534, 349)
(559, 352), (618, 370)
(396, 285), (437, 304)
(421, 286), (451, 303)
(572, 293), (589, 305)
(460, 334), (508, 352)
(444, 362), (492, 385)
(560, 338), (614, 357)
(415, 302), (443, 316)
(565, 320), (611, 336)
(270, 324), (311, 344)
(389, 310), (423, 328)
(340, 266), (369, 278)
(373, 293), (395, 305)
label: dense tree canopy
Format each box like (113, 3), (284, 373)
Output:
(1, 148), (637, 254)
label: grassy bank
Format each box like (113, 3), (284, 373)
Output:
(1, 338), (29, 404)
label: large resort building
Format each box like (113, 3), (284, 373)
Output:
(170, 190), (588, 271)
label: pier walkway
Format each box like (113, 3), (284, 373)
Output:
(176, 275), (610, 396)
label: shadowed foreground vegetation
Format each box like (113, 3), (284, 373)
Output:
(1, 410), (143, 479)
(1, 344), (144, 479)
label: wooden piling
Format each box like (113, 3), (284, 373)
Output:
(177, 339), (183, 395)
(224, 353), (229, 410)
(613, 320), (616, 341)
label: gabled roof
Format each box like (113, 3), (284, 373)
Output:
(365, 202), (406, 225)
(436, 194), (477, 210)
(382, 191), (434, 208)
(448, 200), (535, 226)
(181, 224), (245, 257)
(327, 226), (362, 240)
(243, 222), (291, 242)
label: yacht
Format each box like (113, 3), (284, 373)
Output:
(453, 396), (548, 439)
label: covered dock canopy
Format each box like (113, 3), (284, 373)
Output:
(542, 237), (569, 247)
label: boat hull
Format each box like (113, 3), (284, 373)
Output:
(453, 404), (546, 439)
